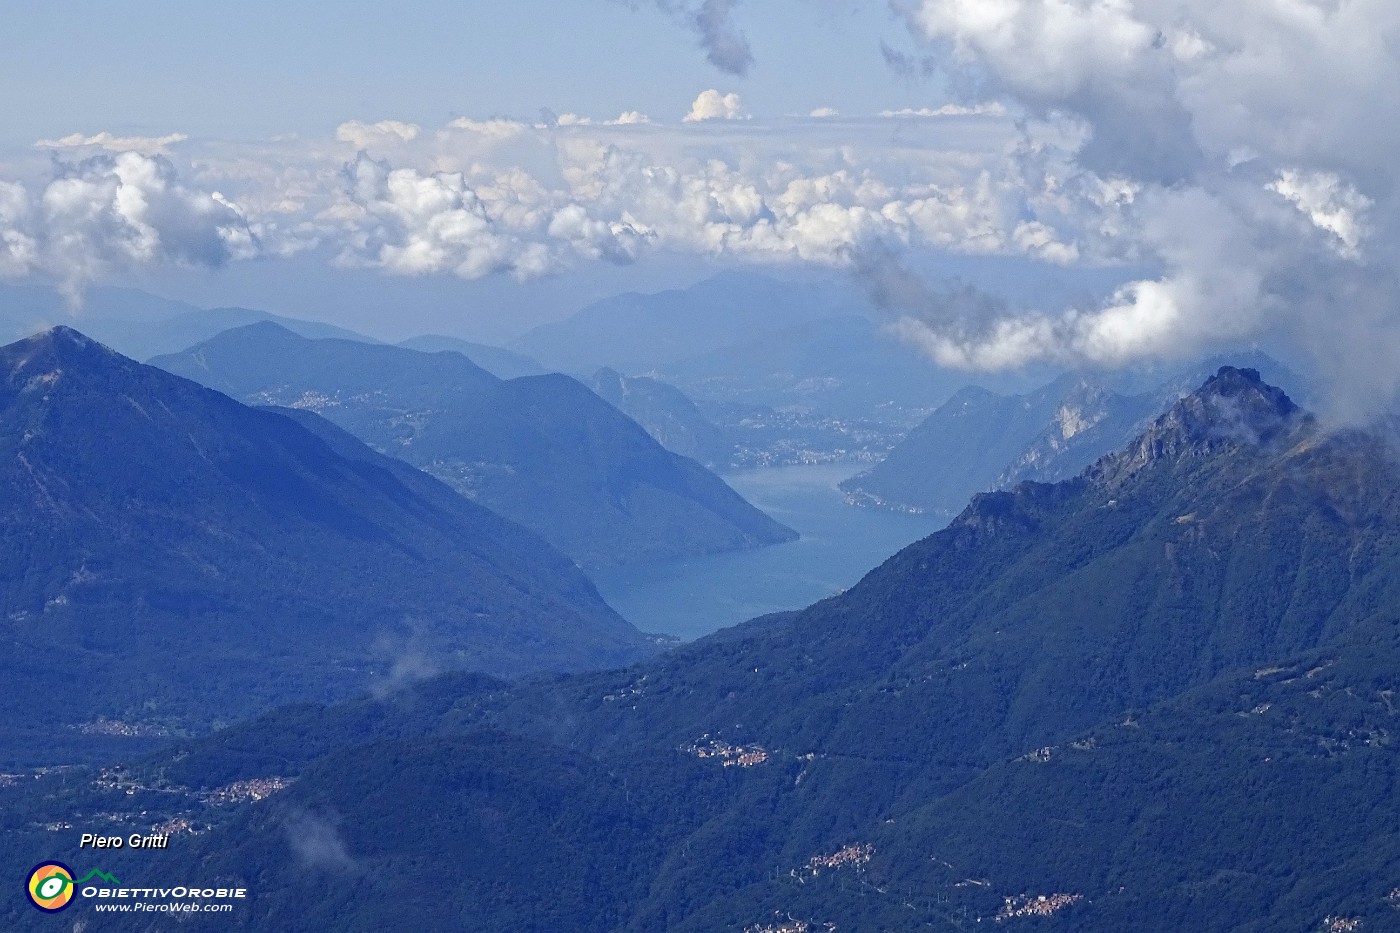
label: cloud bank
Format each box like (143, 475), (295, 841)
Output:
(4, 105), (1028, 298)
(35, 132), (189, 156)
(335, 120), (421, 149)
(5, 0), (1393, 421)
(881, 0), (1400, 416)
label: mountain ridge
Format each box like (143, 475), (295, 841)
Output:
(151, 324), (796, 568)
(585, 366), (730, 468)
(841, 357), (1308, 516)
(10, 366), (1400, 931)
(508, 271), (865, 373)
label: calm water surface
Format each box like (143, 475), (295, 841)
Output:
(592, 462), (944, 640)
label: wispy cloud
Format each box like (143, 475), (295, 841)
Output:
(619, 0), (754, 75)
(690, 0), (753, 76)
(35, 132), (188, 156)
(284, 809), (356, 872)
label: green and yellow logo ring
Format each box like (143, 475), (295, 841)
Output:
(26, 862), (76, 912)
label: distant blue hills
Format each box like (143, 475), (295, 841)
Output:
(151, 323), (796, 569)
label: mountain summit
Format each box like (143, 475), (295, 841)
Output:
(840, 360), (1307, 517)
(5, 323), (119, 374)
(1093, 365), (1308, 485)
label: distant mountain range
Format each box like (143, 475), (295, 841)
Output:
(397, 335), (547, 380)
(82, 307), (378, 361)
(19, 366), (1400, 931)
(658, 314), (985, 424)
(509, 270), (868, 373)
(841, 375), (1160, 514)
(0, 283), (378, 360)
(0, 283), (200, 333)
(511, 274), (1060, 467)
(0, 327), (650, 766)
(151, 324), (795, 568)
(842, 351), (1309, 516)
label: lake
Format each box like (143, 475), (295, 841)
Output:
(591, 462), (945, 640)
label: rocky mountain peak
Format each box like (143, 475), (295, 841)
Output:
(1, 326), (129, 389)
(1092, 366), (1306, 484)
(12, 325), (101, 358)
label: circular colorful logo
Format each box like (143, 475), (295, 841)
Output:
(26, 862), (76, 913)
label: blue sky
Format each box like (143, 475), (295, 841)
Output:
(0, 1), (944, 146)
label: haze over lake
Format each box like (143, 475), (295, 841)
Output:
(592, 462), (943, 640)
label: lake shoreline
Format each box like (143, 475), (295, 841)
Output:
(591, 462), (944, 640)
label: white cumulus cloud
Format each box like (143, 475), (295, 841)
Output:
(0, 102), (1066, 306)
(683, 89), (749, 123)
(1268, 169), (1371, 260)
(0, 152), (254, 303)
(334, 155), (550, 280)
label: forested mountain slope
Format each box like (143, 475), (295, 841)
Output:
(11, 368), (1400, 931)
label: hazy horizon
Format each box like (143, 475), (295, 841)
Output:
(3, 1), (1391, 419)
